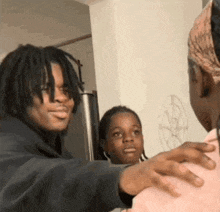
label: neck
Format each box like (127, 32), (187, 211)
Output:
(36, 129), (62, 154)
(43, 131), (59, 146)
(21, 115), (60, 151)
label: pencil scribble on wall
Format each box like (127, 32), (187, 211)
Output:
(158, 95), (188, 151)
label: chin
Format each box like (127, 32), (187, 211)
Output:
(49, 123), (69, 132)
(121, 158), (137, 165)
(49, 118), (70, 131)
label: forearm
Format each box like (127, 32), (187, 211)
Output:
(0, 156), (132, 212)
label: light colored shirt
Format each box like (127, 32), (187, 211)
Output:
(131, 128), (220, 212)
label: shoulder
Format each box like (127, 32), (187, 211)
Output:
(0, 117), (44, 155)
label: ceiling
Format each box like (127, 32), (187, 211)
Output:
(1, 0), (91, 42)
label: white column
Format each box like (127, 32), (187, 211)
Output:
(89, 0), (205, 157)
(89, 0), (123, 113)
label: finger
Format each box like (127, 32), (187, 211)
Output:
(180, 142), (216, 152)
(161, 142), (215, 161)
(151, 173), (180, 197)
(157, 161), (204, 188)
(207, 137), (218, 142)
(165, 146), (216, 170)
(178, 148), (216, 170)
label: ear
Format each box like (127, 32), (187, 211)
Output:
(198, 69), (213, 98)
(100, 139), (107, 152)
(188, 59), (213, 98)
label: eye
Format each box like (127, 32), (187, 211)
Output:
(41, 86), (50, 93)
(61, 87), (71, 97)
(112, 131), (122, 138)
(134, 130), (140, 134)
(61, 87), (69, 92)
(133, 129), (142, 136)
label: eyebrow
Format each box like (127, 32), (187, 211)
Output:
(132, 124), (141, 127)
(109, 125), (141, 131)
(109, 127), (121, 131)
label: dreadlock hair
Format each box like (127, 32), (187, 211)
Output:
(0, 44), (83, 120)
(98, 105), (148, 162)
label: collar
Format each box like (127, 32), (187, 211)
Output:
(0, 116), (72, 159)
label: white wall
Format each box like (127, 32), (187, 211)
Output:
(90, 0), (206, 157)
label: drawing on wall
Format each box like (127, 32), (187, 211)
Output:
(158, 95), (188, 151)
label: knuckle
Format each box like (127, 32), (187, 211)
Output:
(192, 152), (203, 163)
(154, 153), (166, 162)
(167, 162), (188, 175)
(183, 172), (198, 183)
(200, 142), (208, 147)
(176, 148), (188, 157)
(201, 154), (210, 162)
(177, 164), (189, 174)
(182, 148), (198, 159)
(139, 162), (150, 174)
(166, 161), (178, 173)
(182, 141), (191, 147)
(200, 143), (216, 152)
(150, 174), (162, 186)
(156, 152), (166, 158)
(160, 179), (172, 190)
(169, 147), (181, 156)
(194, 142), (207, 149)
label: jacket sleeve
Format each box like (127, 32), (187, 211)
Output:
(0, 135), (131, 212)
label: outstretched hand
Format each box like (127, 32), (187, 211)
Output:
(119, 141), (216, 197)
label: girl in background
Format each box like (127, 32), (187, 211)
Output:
(98, 106), (148, 165)
(98, 106), (148, 212)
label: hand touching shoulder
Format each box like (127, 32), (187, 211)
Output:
(119, 141), (216, 197)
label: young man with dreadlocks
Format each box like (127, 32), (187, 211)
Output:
(0, 44), (217, 212)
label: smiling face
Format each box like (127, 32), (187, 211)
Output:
(26, 63), (74, 132)
(104, 112), (144, 164)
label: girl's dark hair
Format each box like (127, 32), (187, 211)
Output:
(99, 106), (142, 140)
(0, 44), (82, 119)
(98, 105), (148, 161)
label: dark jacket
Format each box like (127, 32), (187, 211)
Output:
(0, 117), (131, 212)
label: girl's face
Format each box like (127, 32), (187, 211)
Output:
(104, 112), (144, 164)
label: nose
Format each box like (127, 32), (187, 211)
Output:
(123, 132), (134, 143)
(54, 88), (69, 103)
